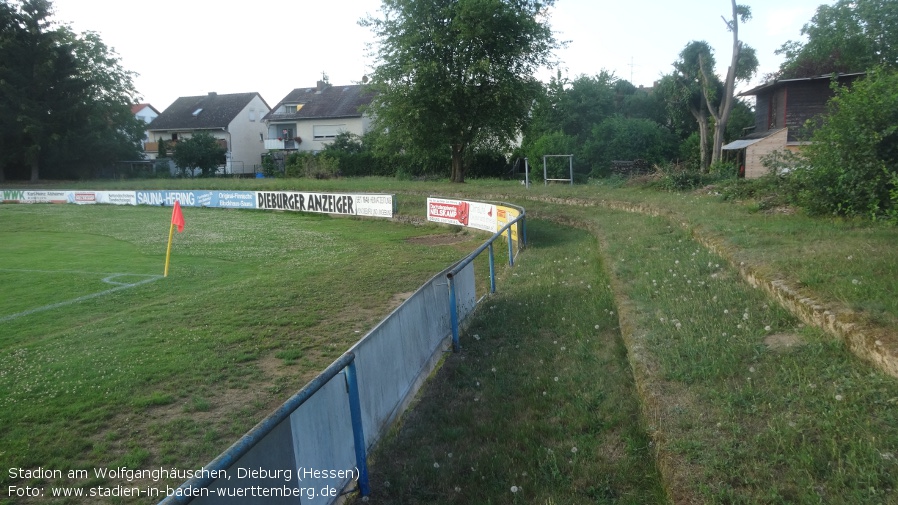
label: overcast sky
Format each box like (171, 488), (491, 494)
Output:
(51, 0), (828, 112)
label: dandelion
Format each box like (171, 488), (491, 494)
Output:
(852, 279), (860, 285)
(455, 486), (461, 492)
(749, 366), (755, 373)
(571, 447), (578, 454)
(743, 313), (749, 320)
(434, 462), (440, 468)
(474, 334), (481, 340)
(491, 367), (496, 373)
(594, 324), (600, 330)
(511, 486), (519, 493)
(554, 376), (559, 382)
(724, 309), (729, 314)
(675, 322), (682, 330)
(764, 325), (772, 331)
(835, 394), (844, 401)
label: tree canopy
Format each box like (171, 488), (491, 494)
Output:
(0, 0), (143, 181)
(775, 0), (898, 79)
(362, 0), (561, 182)
(172, 132), (226, 178)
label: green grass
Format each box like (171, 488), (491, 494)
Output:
(349, 220), (665, 504)
(5, 176), (898, 504)
(553, 205), (898, 503)
(0, 203), (488, 503)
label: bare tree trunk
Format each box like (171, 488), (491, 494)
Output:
(689, 105), (711, 171)
(702, 0), (742, 166)
(450, 143), (466, 183)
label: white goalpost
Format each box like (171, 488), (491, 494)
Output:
(543, 154), (574, 186)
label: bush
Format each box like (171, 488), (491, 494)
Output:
(795, 68), (898, 221)
(284, 152), (339, 179)
(652, 163), (717, 191)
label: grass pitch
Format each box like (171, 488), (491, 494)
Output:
(0, 203), (487, 503)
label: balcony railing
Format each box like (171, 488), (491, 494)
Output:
(264, 138), (298, 150)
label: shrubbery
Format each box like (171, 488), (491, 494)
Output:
(791, 68), (898, 221)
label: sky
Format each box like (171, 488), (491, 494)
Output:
(50, 0), (829, 112)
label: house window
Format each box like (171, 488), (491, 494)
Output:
(313, 124), (345, 141)
(249, 109), (256, 122)
(171, 133), (178, 141)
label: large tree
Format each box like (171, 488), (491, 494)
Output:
(700, 0), (757, 166)
(0, 0), (142, 181)
(362, 0), (561, 183)
(672, 41), (718, 170)
(775, 0), (898, 79)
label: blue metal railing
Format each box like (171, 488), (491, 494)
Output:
(158, 352), (370, 504)
(447, 206), (527, 352)
(157, 199), (526, 505)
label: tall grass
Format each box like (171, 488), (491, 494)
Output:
(349, 220), (665, 504)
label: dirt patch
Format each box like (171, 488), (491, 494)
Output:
(406, 233), (468, 246)
(764, 332), (804, 350)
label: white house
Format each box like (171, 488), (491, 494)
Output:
(262, 81), (374, 153)
(146, 92), (270, 175)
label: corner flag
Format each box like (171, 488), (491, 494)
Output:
(171, 200), (185, 232)
(164, 201), (185, 277)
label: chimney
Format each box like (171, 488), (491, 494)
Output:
(208, 91), (217, 97)
(316, 80), (328, 92)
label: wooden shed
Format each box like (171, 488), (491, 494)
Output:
(724, 72), (864, 178)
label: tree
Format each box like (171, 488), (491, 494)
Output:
(362, 0), (561, 183)
(581, 116), (677, 176)
(172, 133), (226, 177)
(700, 1), (758, 166)
(672, 41), (717, 170)
(0, 0), (142, 181)
(775, 0), (898, 79)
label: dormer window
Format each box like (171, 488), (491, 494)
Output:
(284, 104), (303, 114)
(192, 108), (203, 116)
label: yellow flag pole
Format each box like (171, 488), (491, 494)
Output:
(163, 221), (175, 277)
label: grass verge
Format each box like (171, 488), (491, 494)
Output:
(348, 220), (666, 505)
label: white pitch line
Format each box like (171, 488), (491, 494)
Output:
(0, 272), (162, 323)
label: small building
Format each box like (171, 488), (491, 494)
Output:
(131, 104), (160, 153)
(262, 81), (374, 154)
(724, 72), (864, 178)
(146, 92), (270, 175)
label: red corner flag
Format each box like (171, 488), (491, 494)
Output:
(164, 201), (185, 277)
(171, 200), (185, 233)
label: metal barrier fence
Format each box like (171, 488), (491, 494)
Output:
(158, 202), (526, 505)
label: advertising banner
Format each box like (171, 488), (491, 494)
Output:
(0, 190), (69, 204)
(255, 191), (393, 218)
(496, 205), (520, 244)
(68, 191), (137, 205)
(2, 189), (392, 218)
(427, 198), (496, 233)
(136, 190), (207, 207)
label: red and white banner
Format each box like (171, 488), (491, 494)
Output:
(427, 198), (496, 233)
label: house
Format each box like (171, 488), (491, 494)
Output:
(131, 103), (160, 152)
(146, 92), (270, 175)
(262, 81), (374, 154)
(132, 103), (160, 124)
(723, 72), (864, 178)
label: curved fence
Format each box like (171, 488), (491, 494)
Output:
(154, 198), (527, 505)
